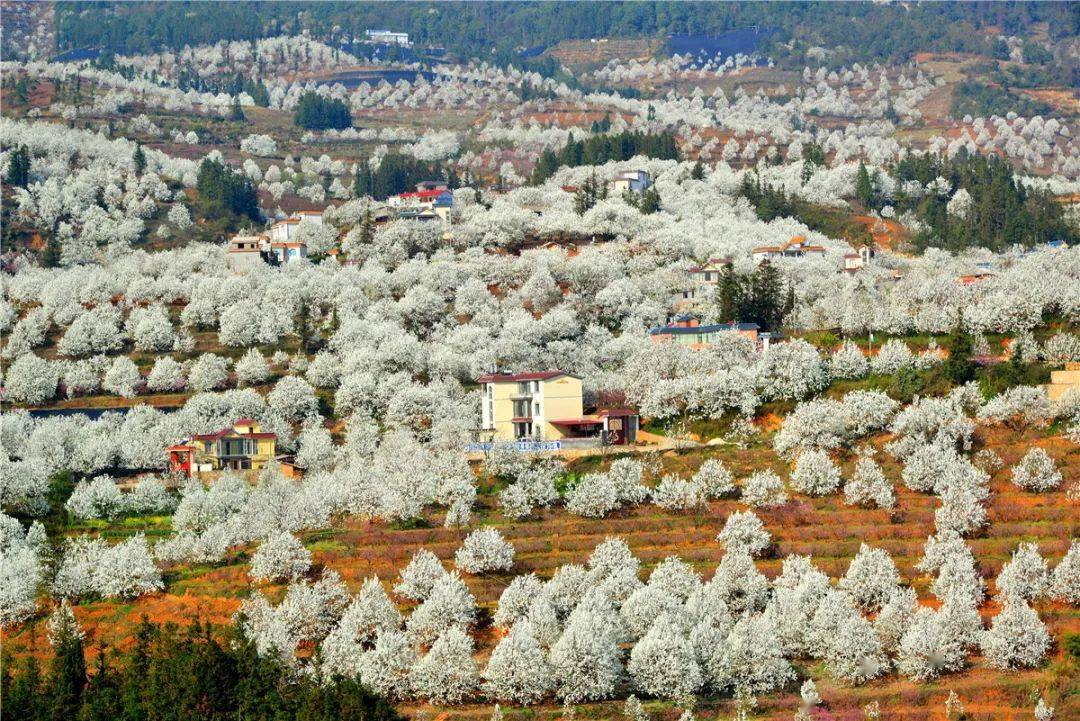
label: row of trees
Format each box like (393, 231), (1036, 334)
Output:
(52, 3), (1074, 70)
(2, 613), (402, 721)
(293, 91), (352, 130)
(353, 154), (458, 200)
(531, 130), (680, 185)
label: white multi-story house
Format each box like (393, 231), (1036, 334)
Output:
(365, 29), (410, 47)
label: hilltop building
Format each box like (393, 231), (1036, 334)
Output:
(1046, 362), (1080, 402)
(843, 245), (876, 272)
(226, 209), (327, 272)
(676, 257), (733, 303)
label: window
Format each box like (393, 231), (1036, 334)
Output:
(534, 402), (540, 416)
(533, 381), (540, 393)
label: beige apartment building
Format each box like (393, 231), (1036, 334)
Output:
(476, 370), (638, 446)
(477, 371), (584, 441)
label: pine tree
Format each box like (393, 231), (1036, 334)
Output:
(6, 145), (31, 187)
(943, 321), (975, 384)
(229, 99), (247, 122)
(48, 613), (88, 721)
(133, 145), (146, 175)
(855, 162), (875, 208)
(690, 161), (705, 180)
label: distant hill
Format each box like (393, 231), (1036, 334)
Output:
(44, 1), (1078, 70)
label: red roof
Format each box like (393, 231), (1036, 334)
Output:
(549, 417), (603, 426)
(476, 370), (572, 383)
(398, 189), (448, 200)
(191, 424), (276, 441)
(234, 417), (257, 424)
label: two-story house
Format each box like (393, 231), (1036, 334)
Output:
(610, 170), (652, 194)
(476, 371), (638, 446)
(752, 236), (826, 263)
(227, 234), (270, 273)
(167, 419), (277, 476)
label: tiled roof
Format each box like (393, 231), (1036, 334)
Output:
(397, 189), (449, 200)
(649, 321), (760, 335)
(476, 370), (573, 383)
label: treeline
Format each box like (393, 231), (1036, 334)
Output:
(353, 154), (460, 200)
(736, 172), (874, 247)
(49, 2), (1074, 70)
(293, 92), (352, 130)
(951, 80), (1055, 122)
(889, 151), (1076, 252)
(196, 158), (260, 221)
(531, 130), (679, 185)
(1, 616), (402, 721)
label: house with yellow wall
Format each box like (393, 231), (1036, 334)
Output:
(1046, 362), (1080, 403)
(476, 371), (638, 446)
(168, 418), (277, 476)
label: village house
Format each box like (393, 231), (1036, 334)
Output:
(649, 315), (774, 351)
(752, 235), (827, 263)
(388, 182), (456, 225)
(1046, 362), (1080, 403)
(226, 209), (328, 272)
(843, 245), (876, 273)
(676, 257), (733, 303)
(476, 370), (638, 446)
(609, 169), (652, 194)
(167, 419), (277, 477)
(226, 233), (270, 273)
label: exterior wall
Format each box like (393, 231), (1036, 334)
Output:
(1047, 364), (1080, 402)
(482, 375), (583, 442)
(227, 250), (265, 273)
(484, 381), (520, 442)
(270, 222), (299, 243)
(539, 376), (584, 440)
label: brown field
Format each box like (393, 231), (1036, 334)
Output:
(1018, 88), (1080, 116)
(7, 420), (1079, 721)
(545, 38), (662, 71)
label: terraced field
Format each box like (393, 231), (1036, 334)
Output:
(8, 421), (1078, 721)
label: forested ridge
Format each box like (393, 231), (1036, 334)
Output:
(50, 1), (1077, 68)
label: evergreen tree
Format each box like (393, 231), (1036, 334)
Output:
(196, 157), (260, 220)
(638, 187), (661, 215)
(49, 618), (88, 721)
(6, 145), (32, 188)
(293, 91), (352, 130)
(228, 98), (247, 122)
(132, 144), (146, 176)
(855, 162), (875, 209)
(690, 160), (705, 180)
(944, 321), (976, 384)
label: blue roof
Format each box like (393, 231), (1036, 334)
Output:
(650, 321), (760, 336)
